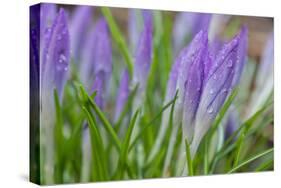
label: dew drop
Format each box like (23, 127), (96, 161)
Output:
(207, 107), (214, 114)
(227, 60), (233, 68)
(210, 89), (214, 94)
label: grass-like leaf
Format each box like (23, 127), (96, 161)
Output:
(227, 148), (273, 173)
(101, 7), (133, 77)
(117, 109), (140, 179)
(83, 106), (108, 181)
(185, 139), (194, 176)
(79, 85), (122, 151)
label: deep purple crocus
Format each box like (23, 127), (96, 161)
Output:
(42, 8), (70, 98)
(70, 6), (93, 62)
(80, 18), (112, 108)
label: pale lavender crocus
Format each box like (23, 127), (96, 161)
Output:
(42, 8), (70, 98)
(40, 8), (70, 184)
(224, 106), (240, 139)
(80, 18), (112, 108)
(70, 6), (93, 62)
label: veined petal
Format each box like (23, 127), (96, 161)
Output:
(182, 36), (207, 142)
(42, 8), (70, 98)
(175, 31), (208, 120)
(191, 31), (244, 155)
(70, 6), (93, 61)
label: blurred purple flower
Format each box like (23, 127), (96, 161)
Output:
(114, 70), (130, 121)
(80, 18), (112, 108)
(42, 8), (70, 98)
(173, 12), (211, 55)
(70, 6), (93, 62)
(132, 11), (153, 92)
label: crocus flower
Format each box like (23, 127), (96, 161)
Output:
(40, 8), (70, 184)
(80, 18), (112, 108)
(173, 12), (211, 55)
(190, 27), (247, 155)
(114, 70), (130, 121)
(70, 6), (93, 62)
(40, 3), (56, 40)
(42, 8), (70, 98)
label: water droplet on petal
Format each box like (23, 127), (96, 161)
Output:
(210, 89), (214, 94)
(207, 107), (214, 114)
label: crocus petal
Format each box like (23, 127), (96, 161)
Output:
(175, 31), (208, 123)
(191, 31), (245, 155)
(182, 31), (208, 142)
(40, 3), (56, 39)
(114, 70), (130, 121)
(80, 18), (112, 92)
(70, 6), (93, 61)
(42, 8), (70, 98)
(232, 26), (248, 87)
(173, 12), (211, 55)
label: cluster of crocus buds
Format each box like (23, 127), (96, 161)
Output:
(150, 27), (248, 170)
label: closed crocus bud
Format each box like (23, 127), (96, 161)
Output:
(70, 6), (93, 62)
(80, 18), (112, 93)
(114, 70), (130, 121)
(173, 12), (211, 55)
(176, 31), (208, 126)
(42, 8), (70, 99)
(182, 31), (208, 143)
(190, 28), (247, 155)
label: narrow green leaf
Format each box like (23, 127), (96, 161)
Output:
(227, 148), (273, 173)
(79, 85), (122, 152)
(255, 158), (273, 171)
(83, 107), (107, 181)
(101, 7), (133, 77)
(129, 93), (178, 152)
(53, 89), (64, 183)
(233, 131), (246, 167)
(117, 109), (140, 179)
(185, 139), (194, 176)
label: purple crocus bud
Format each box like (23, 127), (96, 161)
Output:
(114, 70), (130, 121)
(70, 6), (93, 62)
(173, 12), (211, 55)
(190, 28), (247, 155)
(80, 18), (112, 93)
(182, 31), (208, 142)
(176, 31), (208, 124)
(40, 3), (56, 39)
(132, 11), (153, 92)
(42, 8), (70, 98)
